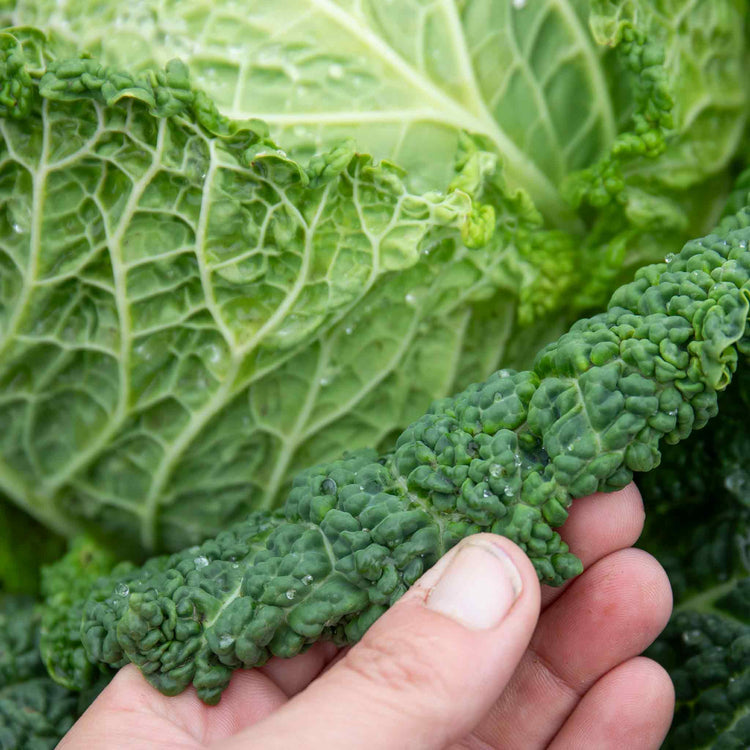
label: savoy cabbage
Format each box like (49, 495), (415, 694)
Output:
(0, 1), (749, 748)
(639, 366), (750, 749)
(36, 205), (750, 708)
(0, 0), (746, 559)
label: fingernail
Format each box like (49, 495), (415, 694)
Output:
(425, 541), (523, 629)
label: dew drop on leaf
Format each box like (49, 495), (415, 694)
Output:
(682, 629), (703, 646)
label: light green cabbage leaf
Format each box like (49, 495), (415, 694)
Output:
(0, 1), (747, 557)
(8, 0), (746, 229)
(0, 27), (562, 554)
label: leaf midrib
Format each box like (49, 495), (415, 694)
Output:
(289, 0), (586, 229)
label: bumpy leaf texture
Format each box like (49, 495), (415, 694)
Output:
(0, 595), (101, 750)
(39, 538), (120, 691)
(0, 2), (746, 559)
(0, 27), (517, 555)
(44, 206), (750, 704)
(639, 366), (750, 749)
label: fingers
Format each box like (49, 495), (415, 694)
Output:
(61, 663), (291, 748)
(548, 657), (675, 749)
(214, 535), (541, 750)
(58, 666), (202, 749)
(199, 668), (287, 738)
(542, 483), (645, 608)
(259, 641), (340, 697)
(204, 641), (341, 738)
(467, 548), (672, 749)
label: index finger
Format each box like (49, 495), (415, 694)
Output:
(541, 482), (646, 608)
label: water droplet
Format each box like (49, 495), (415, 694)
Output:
(344, 325), (354, 335)
(319, 376), (331, 386)
(206, 343), (223, 364)
(504, 486), (515, 497)
(11, 222), (23, 234)
(489, 463), (503, 478)
(286, 589), (296, 600)
(512, 0), (527, 8)
(664, 253), (675, 263)
(328, 63), (344, 79)
(404, 293), (417, 306)
(232, 563), (239, 569)
(668, 409), (678, 417)
(115, 583), (130, 597)
(498, 369), (510, 378)
(321, 477), (337, 495)
(482, 488), (493, 498)
(724, 469), (748, 497)
(682, 629), (703, 646)
(514, 454), (522, 467)
(218, 634), (235, 649)
(302, 575), (314, 585)
(194, 556), (209, 568)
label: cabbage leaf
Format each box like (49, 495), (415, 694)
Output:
(0, 1), (747, 556)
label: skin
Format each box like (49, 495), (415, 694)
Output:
(60, 482), (674, 750)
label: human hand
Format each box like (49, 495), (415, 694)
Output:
(59, 483), (674, 750)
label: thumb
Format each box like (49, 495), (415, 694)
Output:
(226, 534), (541, 750)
